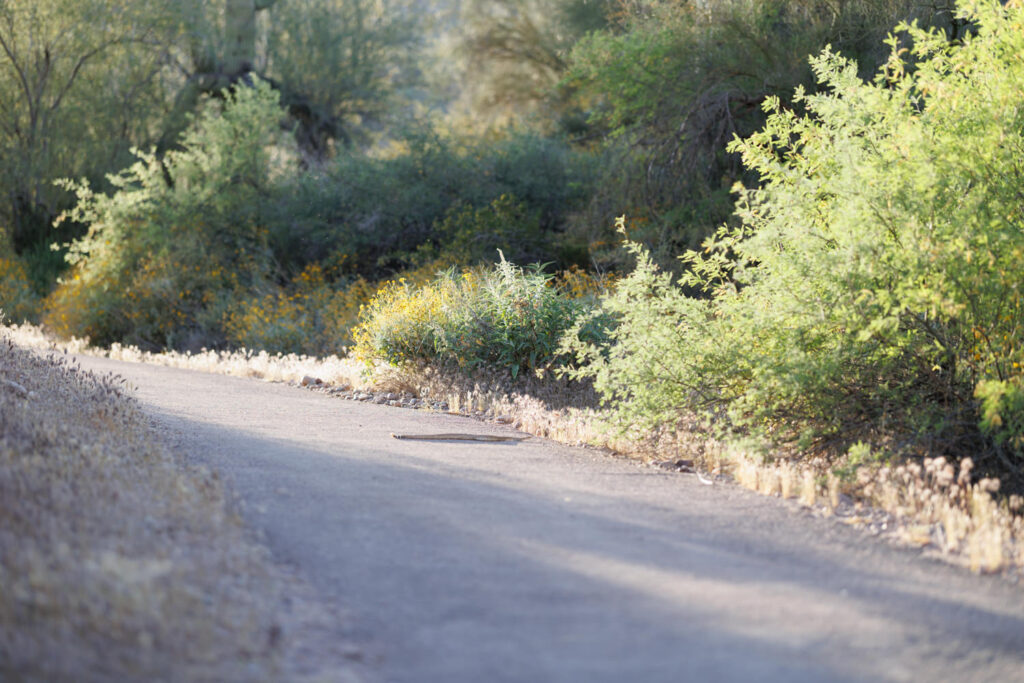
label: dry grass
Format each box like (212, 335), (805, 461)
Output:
(0, 328), (359, 681)
(5, 322), (367, 390)
(705, 443), (1024, 575)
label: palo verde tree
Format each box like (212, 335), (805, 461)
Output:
(445, 0), (615, 128)
(565, 0), (1024, 477)
(47, 80), (291, 350)
(563, 0), (959, 269)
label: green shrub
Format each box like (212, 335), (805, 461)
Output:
(560, 221), (713, 431)
(566, 1), (1024, 467)
(354, 256), (611, 378)
(44, 80), (288, 349)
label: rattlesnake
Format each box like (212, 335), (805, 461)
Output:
(390, 433), (529, 442)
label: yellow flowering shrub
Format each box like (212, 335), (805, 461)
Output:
(224, 264), (376, 356)
(353, 269), (474, 366)
(552, 265), (617, 300)
(44, 233), (267, 349)
(0, 256), (39, 323)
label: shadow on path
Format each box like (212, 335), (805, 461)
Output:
(147, 405), (1024, 683)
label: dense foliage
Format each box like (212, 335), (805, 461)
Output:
(450, 0), (615, 126)
(562, 0), (956, 269)
(565, 1), (1024, 473)
(223, 264), (375, 357)
(3, 1), (966, 327)
(40, 79), (594, 353)
(0, 0), (425, 294)
(0, 257), (39, 324)
(271, 129), (595, 278)
(0, 0), (178, 287)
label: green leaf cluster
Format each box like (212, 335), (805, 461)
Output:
(567, 1), (1024, 465)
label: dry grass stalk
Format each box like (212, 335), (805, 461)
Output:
(6, 322), (367, 390)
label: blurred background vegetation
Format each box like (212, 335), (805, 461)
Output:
(0, 1), (962, 341)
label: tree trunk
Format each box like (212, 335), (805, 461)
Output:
(224, 0), (257, 76)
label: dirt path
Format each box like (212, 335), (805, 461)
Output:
(75, 355), (1024, 683)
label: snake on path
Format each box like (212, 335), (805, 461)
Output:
(390, 433), (529, 442)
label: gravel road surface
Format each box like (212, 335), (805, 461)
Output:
(74, 355), (1024, 683)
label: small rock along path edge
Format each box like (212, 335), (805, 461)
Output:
(74, 354), (1024, 683)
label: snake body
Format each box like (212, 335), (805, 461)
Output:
(391, 432), (529, 442)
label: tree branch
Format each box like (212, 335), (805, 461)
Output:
(0, 19), (35, 118)
(48, 42), (108, 114)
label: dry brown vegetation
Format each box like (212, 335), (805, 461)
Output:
(0, 329), (358, 681)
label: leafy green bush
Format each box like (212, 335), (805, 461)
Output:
(354, 256), (611, 378)
(44, 81), (288, 349)
(269, 128), (596, 277)
(566, 1), (1024, 468)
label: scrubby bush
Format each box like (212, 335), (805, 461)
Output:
(565, 1), (1024, 471)
(223, 264), (374, 356)
(44, 81), (288, 349)
(354, 256), (612, 378)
